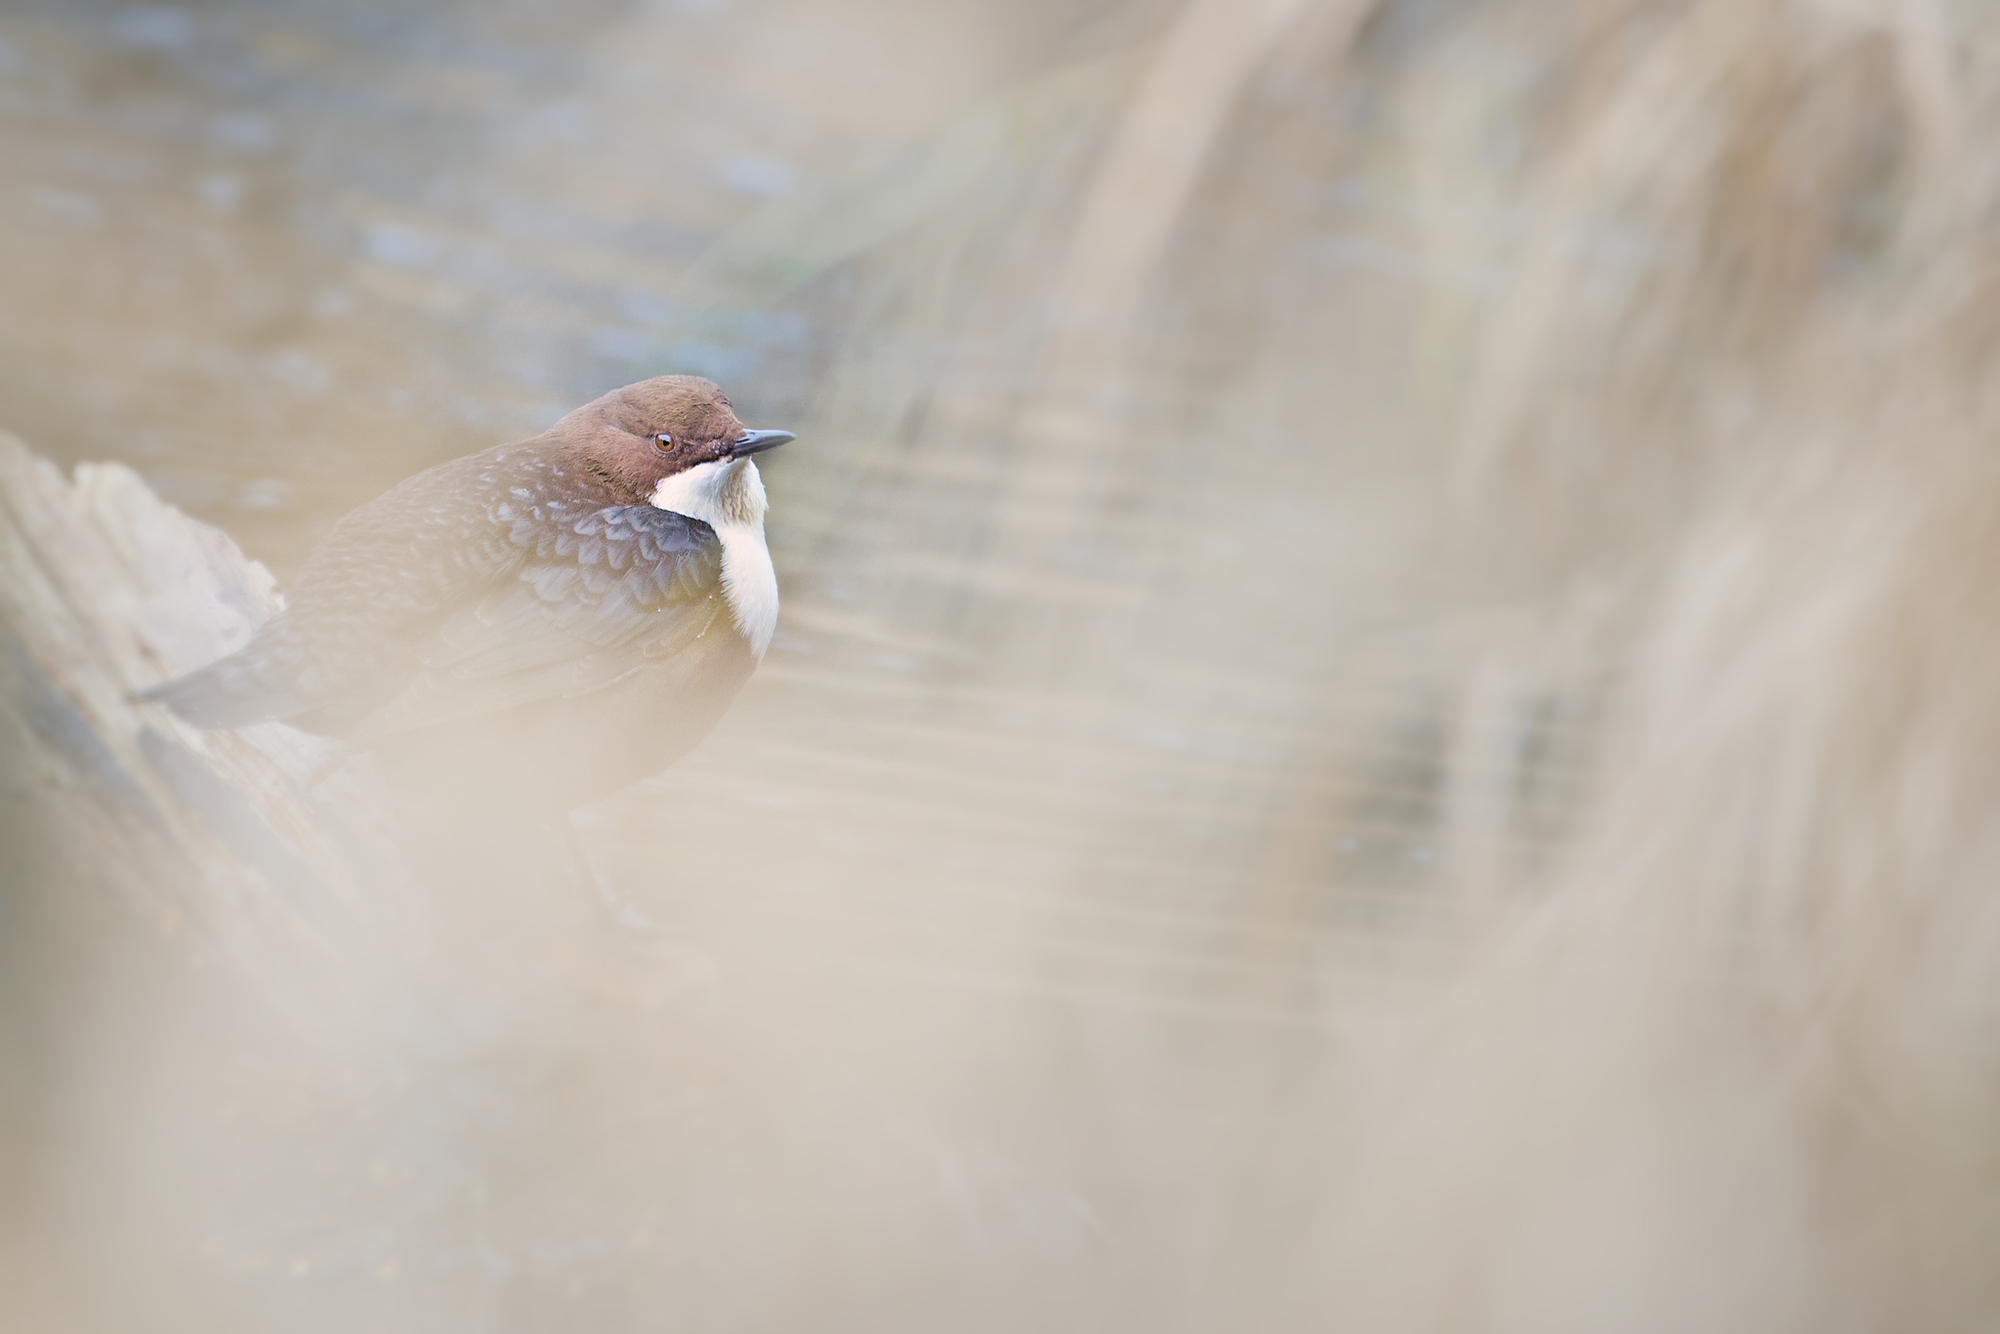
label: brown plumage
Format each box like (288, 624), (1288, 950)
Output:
(139, 375), (794, 806)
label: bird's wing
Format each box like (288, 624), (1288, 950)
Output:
(139, 442), (602, 729)
(350, 505), (727, 739)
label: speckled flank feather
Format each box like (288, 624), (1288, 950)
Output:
(138, 444), (593, 730)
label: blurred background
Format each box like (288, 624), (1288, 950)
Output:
(6, 0), (2000, 1329)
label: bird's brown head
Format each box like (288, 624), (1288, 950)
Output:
(555, 375), (793, 502)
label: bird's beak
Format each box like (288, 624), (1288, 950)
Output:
(729, 429), (794, 457)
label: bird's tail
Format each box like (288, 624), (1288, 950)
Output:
(131, 654), (301, 729)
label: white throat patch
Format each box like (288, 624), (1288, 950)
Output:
(650, 458), (778, 658)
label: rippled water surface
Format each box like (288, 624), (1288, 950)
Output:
(3, 5), (1484, 1325)
(16, 1), (1981, 1331)
(2, 0), (1476, 971)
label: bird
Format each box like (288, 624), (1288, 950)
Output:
(138, 375), (794, 819)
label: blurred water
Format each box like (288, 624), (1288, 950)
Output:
(0, 0), (1471, 980)
(10, 1), (2000, 1331)
(0, 4), (1459, 1327)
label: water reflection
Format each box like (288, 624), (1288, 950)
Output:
(4, 3), (1399, 1326)
(9, 0), (1999, 1331)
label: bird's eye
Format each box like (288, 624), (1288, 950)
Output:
(653, 433), (674, 452)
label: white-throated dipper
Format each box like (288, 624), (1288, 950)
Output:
(139, 375), (793, 812)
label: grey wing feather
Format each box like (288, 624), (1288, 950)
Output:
(139, 441), (579, 730)
(351, 506), (726, 739)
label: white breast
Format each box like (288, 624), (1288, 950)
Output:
(713, 525), (778, 658)
(649, 458), (778, 658)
